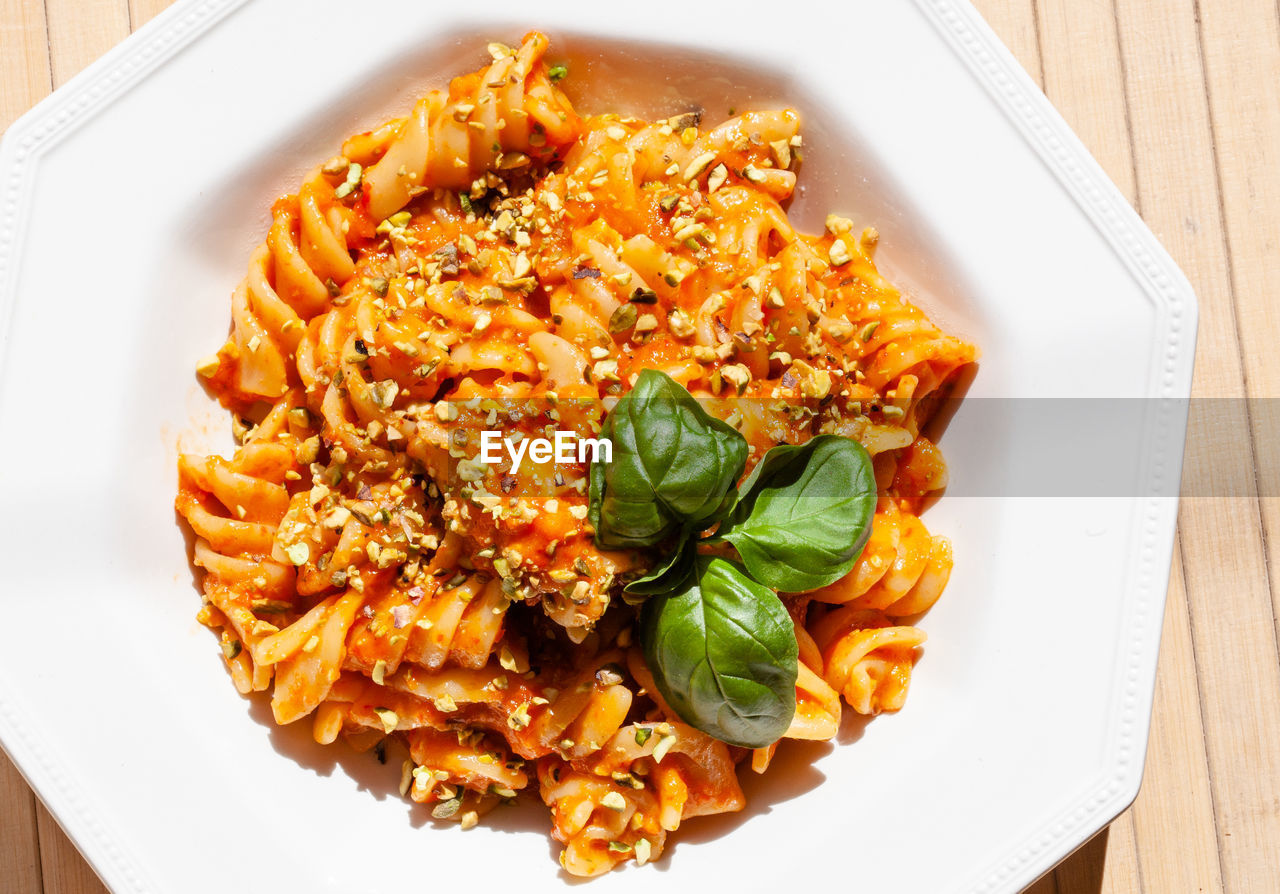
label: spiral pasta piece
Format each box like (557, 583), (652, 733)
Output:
(809, 497), (954, 617)
(810, 607), (927, 715)
(360, 33), (579, 220)
(539, 719), (744, 876)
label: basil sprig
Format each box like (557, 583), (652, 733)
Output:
(623, 536), (697, 597)
(641, 557), (798, 747)
(716, 435), (877, 592)
(588, 369), (746, 549)
(588, 371), (878, 749)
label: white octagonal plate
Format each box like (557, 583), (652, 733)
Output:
(0, 1), (1195, 892)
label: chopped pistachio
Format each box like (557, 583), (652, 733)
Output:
(507, 703), (533, 730)
(372, 707), (399, 733)
(667, 308), (695, 338)
(828, 239), (852, 267)
(456, 457), (487, 482)
(824, 320), (855, 342)
(651, 733), (678, 763)
(608, 303), (638, 332)
(769, 138), (792, 169)
(634, 838), (653, 865)
(720, 363), (751, 395)
(682, 152), (717, 183)
(334, 162), (363, 199)
(825, 213), (854, 234)
(600, 791), (627, 812)
(706, 163), (728, 193)
(590, 359), (620, 383)
(195, 354), (220, 377)
(283, 542), (309, 566)
(432, 796), (462, 819)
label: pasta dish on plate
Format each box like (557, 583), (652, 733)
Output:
(176, 32), (975, 876)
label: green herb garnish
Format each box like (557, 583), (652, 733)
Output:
(640, 556), (798, 748)
(588, 369), (746, 549)
(716, 435), (876, 592)
(588, 371), (876, 748)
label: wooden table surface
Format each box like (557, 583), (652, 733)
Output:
(2, 0), (1278, 891)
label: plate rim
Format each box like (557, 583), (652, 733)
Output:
(0, 1), (1197, 891)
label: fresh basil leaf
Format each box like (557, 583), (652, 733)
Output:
(640, 556), (797, 748)
(589, 370), (747, 548)
(624, 535), (696, 598)
(720, 435), (875, 593)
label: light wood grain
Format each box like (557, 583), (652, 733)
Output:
(1115, 1), (1280, 890)
(34, 808), (107, 894)
(0, 0), (51, 131)
(2, 0), (1279, 891)
(0, 754), (43, 894)
(128, 0), (171, 29)
(42, 0), (130, 88)
(1197, 1), (1280, 754)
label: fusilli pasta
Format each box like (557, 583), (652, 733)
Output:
(177, 32), (975, 876)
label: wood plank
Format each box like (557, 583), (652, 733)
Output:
(43, 0), (131, 87)
(1035, 0), (1135, 198)
(0, 752), (43, 894)
(35, 804), (109, 894)
(1196, 0), (1280, 739)
(1094, 814), (1144, 893)
(1114, 1), (1280, 891)
(1132, 548), (1225, 891)
(1055, 826), (1112, 893)
(1024, 871), (1060, 894)
(129, 0), (173, 29)
(972, 0), (1044, 88)
(0, 0), (52, 132)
